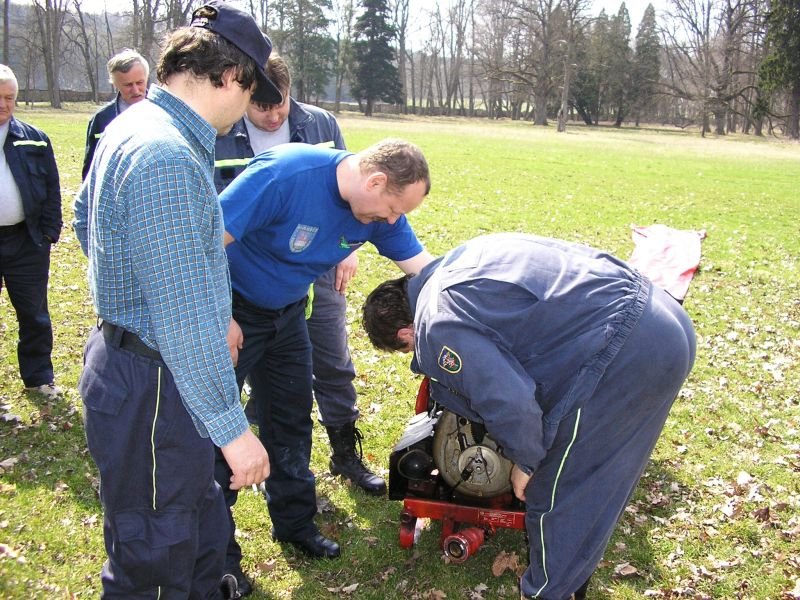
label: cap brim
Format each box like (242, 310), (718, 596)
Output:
(252, 69), (283, 105)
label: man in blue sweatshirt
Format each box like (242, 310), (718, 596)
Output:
(213, 54), (388, 595)
(217, 137), (433, 588)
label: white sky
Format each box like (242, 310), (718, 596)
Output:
(19, 0), (671, 38)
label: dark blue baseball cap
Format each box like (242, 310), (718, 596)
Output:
(190, 1), (282, 105)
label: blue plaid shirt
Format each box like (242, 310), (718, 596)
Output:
(74, 85), (247, 447)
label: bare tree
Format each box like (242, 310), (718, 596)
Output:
(474, 0), (516, 119)
(389, 0), (410, 112)
(163, 0), (194, 31)
(67, 0), (100, 102)
(136, 0), (163, 65)
(431, 0), (472, 114)
(248, 0), (269, 30)
(557, 0), (591, 131)
(483, 0), (561, 124)
(739, 0), (768, 135)
(3, 0), (9, 63)
(662, 0), (757, 135)
(32, 0), (69, 108)
(332, 0), (356, 112)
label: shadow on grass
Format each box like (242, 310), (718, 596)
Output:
(234, 449), (688, 599)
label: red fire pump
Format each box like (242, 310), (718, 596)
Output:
(388, 378), (527, 562)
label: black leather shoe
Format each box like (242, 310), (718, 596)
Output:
(220, 573), (241, 600)
(283, 533), (341, 559)
(223, 563), (253, 597)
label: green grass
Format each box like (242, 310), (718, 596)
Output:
(1, 104), (799, 598)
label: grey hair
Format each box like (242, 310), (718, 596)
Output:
(107, 49), (150, 84)
(0, 64), (19, 94)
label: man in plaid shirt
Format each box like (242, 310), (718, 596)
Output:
(73, 2), (282, 597)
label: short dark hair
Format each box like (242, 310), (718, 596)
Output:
(156, 22), (257, 91)
(359, 139), (431, 196)
(362, 275), (414, 351)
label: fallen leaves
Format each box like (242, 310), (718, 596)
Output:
(325, 582), (359, 594)
(255, 558), (277, 572)
(491, 550), (523, 577)
(613, 562), (639, 578)
(0, 456), (20, 470)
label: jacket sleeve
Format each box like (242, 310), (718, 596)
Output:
(331, 117), (346, 150)
(39, 132), (62, 243)
(419, 316), (547, 472)
(73, 180), (90, 256)
(82, 116), (98, 180)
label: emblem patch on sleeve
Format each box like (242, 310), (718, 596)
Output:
(437, 346), (462, 374)
(289, 224), (319, 253)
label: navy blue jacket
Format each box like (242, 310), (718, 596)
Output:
(214, 98), (345, 193)
(4, 117), (62, 244)
(407, 234), (650, 473)
(82, 93), (122, 180)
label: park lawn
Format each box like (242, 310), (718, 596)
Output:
(0, 105), (798, 599)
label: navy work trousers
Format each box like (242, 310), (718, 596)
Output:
(520, 285), (696, 599)
(80, 326), (228, 599)
(0, 226), (54, 387)
(307, 267), (358, 426)
(215, 293), (316, 568)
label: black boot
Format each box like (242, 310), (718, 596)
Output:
(326, 422), (387, 496)
(573, 573), (592, 599)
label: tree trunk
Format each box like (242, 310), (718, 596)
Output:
(398, 32), (407, 113)
(533, 89), (548, 126)
(557, 54), (572, 133)
(408, 49), (416, 114)
(73, 1), (99, 103)
(790, 84), (800, 140)
(614, 106), (625, 127)
(754, 117), (763, 136)
(714, 108), (726, 135)
(3, 0), (9, 64)
(34, 0), (66, 109)
(575, 105), (593, 125)
(131, 0), (139, 48)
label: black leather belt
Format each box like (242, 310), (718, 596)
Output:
(0, 222), (25, 235)
(100, 321), (162, 361)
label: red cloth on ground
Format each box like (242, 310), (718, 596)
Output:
(628, 224), (706, 302)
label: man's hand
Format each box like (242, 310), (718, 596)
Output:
(221, 429), (269, 490)
(226, 318), (243, 366)
(511, 464), (533, 502)
(334, 252), (359, 293)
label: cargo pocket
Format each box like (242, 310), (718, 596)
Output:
(78, 360), (128, 416)
(113, 509), (193, 587)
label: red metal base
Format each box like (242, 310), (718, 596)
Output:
(398, 496), (526, 556)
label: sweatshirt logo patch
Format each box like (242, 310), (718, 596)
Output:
(289, 224), (318, 253)
(437, 346), (462, 374)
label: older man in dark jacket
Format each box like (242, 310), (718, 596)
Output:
(81, 49), (149, 179)
(0, 64), (62, 398)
